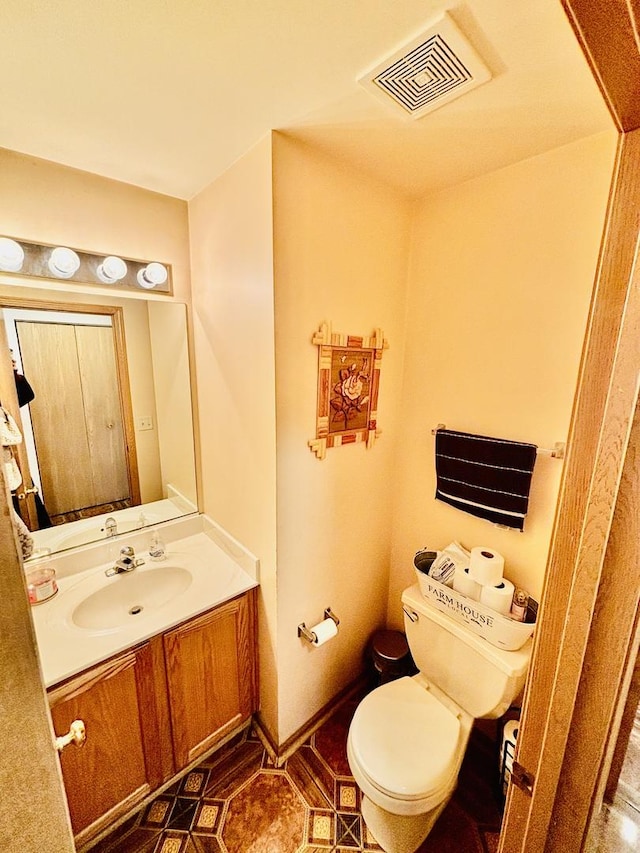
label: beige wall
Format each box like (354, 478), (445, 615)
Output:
(387, 131), (618, 627)
(0, 147), (191, 302)
(188, 135), (279, 737)
(0, 150), (194, 509)
(272, 133), (413, 743)
(148, 301), (197, 506)
(120, 299), (163, 503)
(189, 129), (615, 746)
(0, 152), (195, 847)
(0, 128), (618, 761)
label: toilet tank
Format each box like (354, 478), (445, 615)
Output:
(402, 584), (532, 719)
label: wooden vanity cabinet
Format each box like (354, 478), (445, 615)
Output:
(164, 590), (258, 767)
(48, 641), (165, 845)
(48, 589), (258, 846)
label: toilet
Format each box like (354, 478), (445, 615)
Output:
(347, 583), (532, 853)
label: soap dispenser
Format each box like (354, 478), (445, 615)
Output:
(149, 531), (166, 561)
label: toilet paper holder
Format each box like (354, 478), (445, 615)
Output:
(298, 607), (340, 643)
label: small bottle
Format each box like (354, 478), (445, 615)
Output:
(510, 587), (529, 622)
(148, 531), (166, 561)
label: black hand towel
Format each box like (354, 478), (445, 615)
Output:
(435, 429), (537, 531)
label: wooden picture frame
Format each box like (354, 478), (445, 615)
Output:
(308, 322), (388, 460)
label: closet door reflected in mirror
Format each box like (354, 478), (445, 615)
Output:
(16, 318), (136, 521)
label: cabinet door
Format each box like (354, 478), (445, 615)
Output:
(49, 643), (164, 845)
(164, 590), (258, 768)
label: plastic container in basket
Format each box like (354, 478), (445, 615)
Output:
(414, 568), (534, 651)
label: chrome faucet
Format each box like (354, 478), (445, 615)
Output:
(105, 546), (145, 577)
(103, 517), (118, 537)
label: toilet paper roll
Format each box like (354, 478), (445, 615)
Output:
(310, 617), (339, 646)
(469, 547), (505, 586)
(479, 578), (515, 616)
(452, 567), (482, 601)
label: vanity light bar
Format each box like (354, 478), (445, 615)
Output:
(0, 236), (172, 295)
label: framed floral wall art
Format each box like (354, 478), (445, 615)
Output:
(308, 322), (388, 460)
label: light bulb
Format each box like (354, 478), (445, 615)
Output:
(97, 255), (127, 284)
(48, 247), (80, 278)
(137, 262), (168, 289)
(0, 238), (25, 272)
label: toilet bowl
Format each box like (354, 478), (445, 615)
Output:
(347, 674), (473, 853)
(347, 584), (532, 853)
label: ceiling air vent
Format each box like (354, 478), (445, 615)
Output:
(358, 12), (491, 120)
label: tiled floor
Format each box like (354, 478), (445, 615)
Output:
(89, 692), (504, 853)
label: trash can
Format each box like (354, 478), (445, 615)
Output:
(367, 630), (412, 686)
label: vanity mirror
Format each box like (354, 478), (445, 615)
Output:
(0, 284), (197, 559)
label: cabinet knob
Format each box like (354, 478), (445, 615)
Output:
(55, 719), (86, 753)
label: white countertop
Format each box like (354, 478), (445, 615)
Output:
(30, 521), (259, 688)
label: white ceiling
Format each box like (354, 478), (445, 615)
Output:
(0, 1), (612, 200)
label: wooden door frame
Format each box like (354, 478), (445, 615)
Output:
(500, 3), (640, 850)
(549, 392), (640, 849)
(0, 295), (141, 516)
(0, 465), (76, 852)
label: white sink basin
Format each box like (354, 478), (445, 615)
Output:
(72, 566), (192, 631)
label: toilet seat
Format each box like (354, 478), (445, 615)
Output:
(348, 677), (463, 811)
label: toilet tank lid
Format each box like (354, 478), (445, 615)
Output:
(402, 584), (532, 678)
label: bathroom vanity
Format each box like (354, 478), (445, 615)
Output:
(49, 590), (257, 845)
(28, 517), (259, 848)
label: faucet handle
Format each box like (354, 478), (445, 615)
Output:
(120, 545), (134, 557)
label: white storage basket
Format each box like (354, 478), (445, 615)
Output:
(414, 569), (535, 651)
